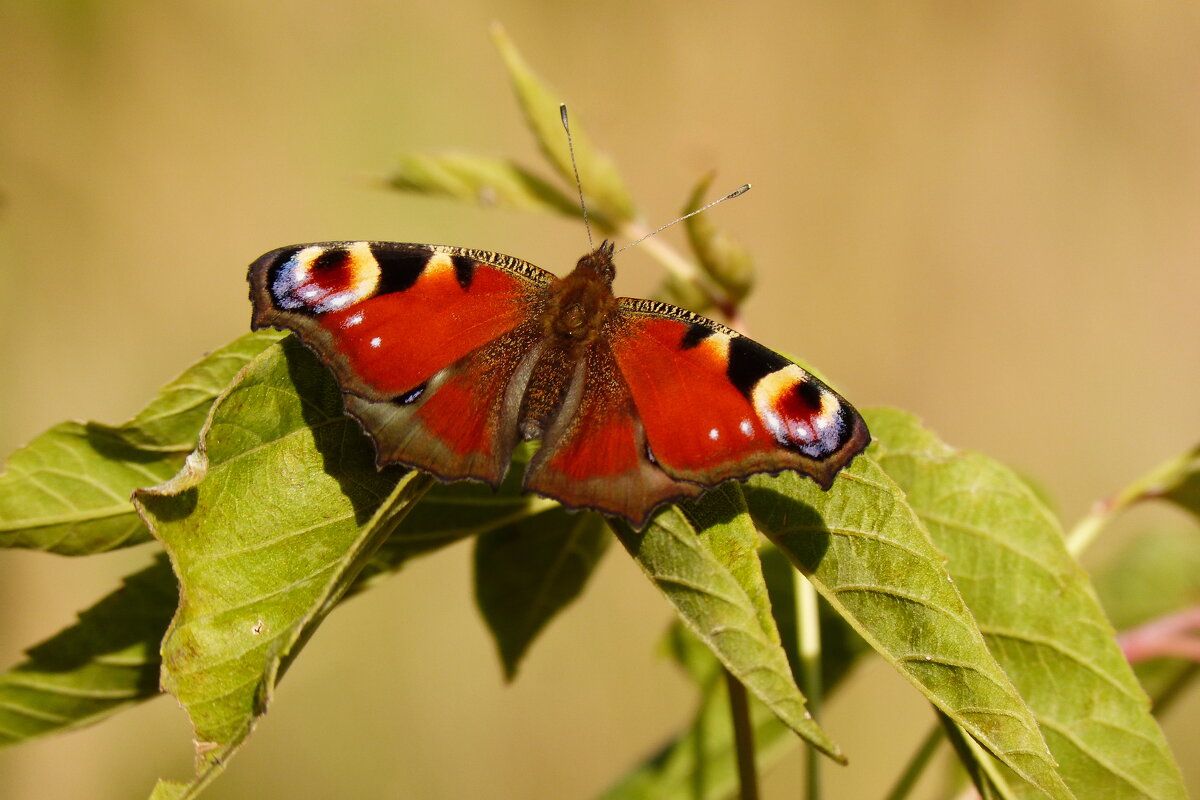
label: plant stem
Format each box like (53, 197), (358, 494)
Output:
(1118, 606), (1200, 663)
(1065, 443), (1199, 557)
(882, 725), (944, 800)
(620, 221), (701, 283)
(794, 571), (824, 800)
(724, 668), (760, 800)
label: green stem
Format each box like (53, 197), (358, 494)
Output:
(619, 221), (700, 282)
(1065, 443), (1200, 557)
(795, 571), (824, 800)
(724, 668), (760, 800)
(882, 725), (944, 800)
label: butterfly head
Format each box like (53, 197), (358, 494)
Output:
(572, 240), (617, 286)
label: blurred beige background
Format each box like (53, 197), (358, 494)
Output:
(1, 1), (1198, 798)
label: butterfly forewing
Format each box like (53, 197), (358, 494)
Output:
(249, 241), (553, 483)
(611, 298), (869, 490)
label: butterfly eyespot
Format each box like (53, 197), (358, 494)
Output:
(269, 243), (380, 315)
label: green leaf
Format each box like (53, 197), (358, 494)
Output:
(149, 780), (189, 800)
(0, 331), (282, 554)
(490, 23), (637, 231)
(682, 173), (755, 303)
(0, 423), (179, 553)
(867, 407), (1189, 800)
(135, 338), (433, 789)
(746, 456), (1072, 800)
(0, 555), (176, 747)
(758, 544), (871, 691)
(355, 442), (548, 588)
(385, 152), (582, 218)
(475, 507), (610, 680)
(610, 487), (843, 762)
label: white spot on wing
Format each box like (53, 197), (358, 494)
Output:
(369, 336), (382, 348)
(708, 427), (720, 441)
(739, 419), (754, 437)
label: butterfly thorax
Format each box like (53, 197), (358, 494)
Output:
(543, 242), (617, 341)
(517, 242), (620, 441)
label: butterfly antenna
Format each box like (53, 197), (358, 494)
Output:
(560, 104), (595, 251)
(616, 183), (751, 254)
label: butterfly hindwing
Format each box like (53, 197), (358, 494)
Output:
(522, 340), (703, 525)
(249, 241), (553, 483)
(344, 323), (545, 486)
(610, 298), (869, 490)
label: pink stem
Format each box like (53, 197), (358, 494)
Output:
(1119, 606), (1200, 664)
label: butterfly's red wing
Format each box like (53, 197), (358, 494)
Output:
(248, 241), (552, 485)
(522, 341), (704, 525)
(611, 298), (868, 493)
(523, 298), (867, 528)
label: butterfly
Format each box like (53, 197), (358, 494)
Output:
(248, 238), (869, 528)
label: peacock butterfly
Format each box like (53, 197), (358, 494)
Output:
(247, 237), (869, 528)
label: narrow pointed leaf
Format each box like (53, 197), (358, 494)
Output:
(687, 483), (779, 638)
(747, 459), (1072, 799)
(386, 153), (581, 217)
(758, 544), (871, 689)
(475, 507), (610, 680)
(611, 489), (842, 762)
(490, 23), (637, 230)
(868, 407), (1188, 800)
(0, 331), (282, 554)
(0, 556), (176, 746)
(135, 338), (432, 787)
(682, 173), (755, 302)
